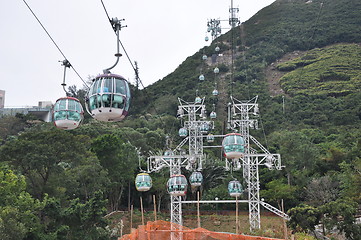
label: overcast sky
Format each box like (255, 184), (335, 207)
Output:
(1, 0), (275, 107)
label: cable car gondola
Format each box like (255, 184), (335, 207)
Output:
(189, 171), (203, 187)
(167, 174), (188, 196)
(53, 97), (84, 130)
(85, 18), (131, 122)
(85, 73), (130, 122)
(222, 133), (245, 159)
(195, 96), (202, 104)
(179, 127), (188, 137)
(53, 60), (84, 130)
(135, 173), (152, 192)
(199, 123), (210, 134)
(212, 89), (219, 96)
(207, 134), (215, 143)
(164, 149), (174, 157)
(228, 180), (243, 198)
(163, 149), (175, 162)
(212, 83), (219, 96)
(210, 111), (217, 119)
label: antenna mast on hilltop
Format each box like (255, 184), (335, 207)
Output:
(206, 0), (240, 41)
(229, 0), (241, 28)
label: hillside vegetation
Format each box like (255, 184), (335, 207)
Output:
(278, 43), (361, 96)
(1, 0), (361, 239)
(133, 0), (361, 116)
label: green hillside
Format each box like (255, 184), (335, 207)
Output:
(133, 0), (361, 116)
(278, 44), (361, 96)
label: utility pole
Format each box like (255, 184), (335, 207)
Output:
(134, 61), (140, 90)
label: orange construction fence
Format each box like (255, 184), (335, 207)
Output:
(119, 220), (285, 240)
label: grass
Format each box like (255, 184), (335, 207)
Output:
(182, 213), (287, 238)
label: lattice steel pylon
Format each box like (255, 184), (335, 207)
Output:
(227, 95), (284, 231)
(147, 97), (213, 239)
(207, 19), (222, 41)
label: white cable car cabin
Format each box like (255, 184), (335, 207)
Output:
(179, 127), (188, 137)
(210, 111), (217, 119)
(195, 96), (202, 104)
(135, 173), (152, 192)
(189, 171), (203, 187)
(207, 134), (215, 143)
(228, 180), (243, 198)
(167, 174), (188, 196)
(164, 149), (174, 158)
(222, 133), (245, 159)
(86, 73), (130, 122)
(199, 123), (210, 134)
(53, 97), (84, 130)
(163, 149), (175, 163)
(212, 89), (219, 96)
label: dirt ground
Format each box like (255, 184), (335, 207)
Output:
(264, 51), (306, 96)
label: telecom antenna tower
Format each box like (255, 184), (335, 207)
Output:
(147, 97), (213, 238)
(229, 0), (240, 28)
(227, 95), (287, 230)
(206, 0), (240, 42)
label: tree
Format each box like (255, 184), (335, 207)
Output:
(201, 165), (227, 192)
(338, 160), (361, 202)
(91, 134), (138, 211)
(41, 192), (110, 239)
(260, 178), (297, 209)
(304, 175), (340, 207)
(268, 130), (320, 185)
(61, 192), (109, 239)
(59, 155), (109, 201)
(320, 198), (361, 240)
(0, 167), (44, 239)
(148, 169), (169, 212)
(287, 204), (321, 234)
(0, 128), (96, 200)
(0, 115), (29, 143)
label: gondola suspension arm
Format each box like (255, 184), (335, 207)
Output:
(60, 59), (71, 95)
(103, 18), (126, 74)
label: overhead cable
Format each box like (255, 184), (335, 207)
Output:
(22, 0), (89, 89)
(100, 0), (170, 135)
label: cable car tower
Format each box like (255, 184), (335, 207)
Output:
(147, 96), (213, 237)
(207, 19), (222, 41)
(226, 95), (286, 230)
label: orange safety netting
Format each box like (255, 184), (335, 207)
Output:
(119, 220), (285, 240)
